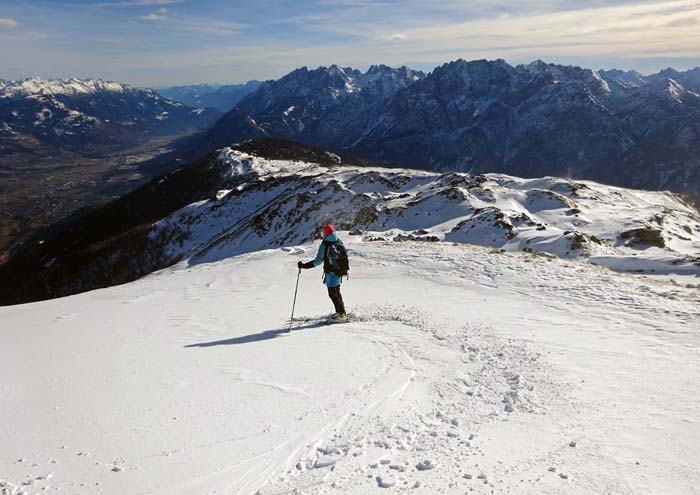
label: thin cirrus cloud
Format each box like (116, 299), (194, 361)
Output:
(142, 13), (167, 20)
(137, 14), (243, 35)
(181, 19), (243, 36)
(366, 0), (700, 59)
(0, 18), (20, 28)
(99, 0), (183, 6)
(133, 5), (241, 36)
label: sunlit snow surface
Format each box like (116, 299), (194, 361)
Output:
(1, 239), (698, 494)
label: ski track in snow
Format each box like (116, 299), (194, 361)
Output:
(255, 307), (565, 495)
(1, 241), (698, 495)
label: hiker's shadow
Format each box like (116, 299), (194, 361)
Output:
(184, 321), (328, 348)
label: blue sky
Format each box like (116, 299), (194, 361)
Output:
(1, 0), (699, 86)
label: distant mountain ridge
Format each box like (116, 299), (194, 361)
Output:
(190, 64), (425, 161)
(0, 77), (222, 156)
(176, 60), (700, 196)
(155, 81), (261, 112)
(599, 67), (700, 91)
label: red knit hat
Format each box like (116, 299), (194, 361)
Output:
(323, 224), (335, 237)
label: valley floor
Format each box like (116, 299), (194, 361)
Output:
(1, 239), (698, 494)
(0, 130), (195, 264)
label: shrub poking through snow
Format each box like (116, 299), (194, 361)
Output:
(621, 227), (666, 248)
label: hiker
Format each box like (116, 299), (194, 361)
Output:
(298, 224), (348, 320)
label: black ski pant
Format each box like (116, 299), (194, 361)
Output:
(327, 286), (346, 315)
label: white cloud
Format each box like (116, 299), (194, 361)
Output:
(664, 14), (700, 26)
(99, 0), (183, 7)
(142, 13), (167, 21)
(0, 18), (19, 29)
(381, 33), (408, 42)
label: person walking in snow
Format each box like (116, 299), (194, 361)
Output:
(298, 224), (348, 320)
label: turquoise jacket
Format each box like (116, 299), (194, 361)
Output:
(310, 233), (342, 288)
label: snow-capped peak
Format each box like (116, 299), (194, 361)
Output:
(0, 77), (135, 100)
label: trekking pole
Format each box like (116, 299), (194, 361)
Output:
(288, 268), (301, 332)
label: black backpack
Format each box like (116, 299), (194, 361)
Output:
(323, 239), (349, 277)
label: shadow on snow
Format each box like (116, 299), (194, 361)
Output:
(183, 321), (329, 348)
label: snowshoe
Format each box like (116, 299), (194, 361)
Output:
(328, 313), (349, 324)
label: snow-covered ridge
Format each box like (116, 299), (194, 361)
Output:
(155, 150), (700, 275)
(217, 148), (324, 178)
(0, 77), (138, 99)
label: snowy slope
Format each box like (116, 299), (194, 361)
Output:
(1, 238), (698, 495)
(155, 149), (700, 276)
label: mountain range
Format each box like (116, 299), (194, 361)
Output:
(171, 60), (700, 196)
(0, 78), (221, 157)
(2, 60), (700, 277)
(155, 81), (261, 112)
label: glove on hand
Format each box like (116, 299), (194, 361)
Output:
(297, 261), (305, 269)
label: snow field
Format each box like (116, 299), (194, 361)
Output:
(0, 240), (698, 494)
